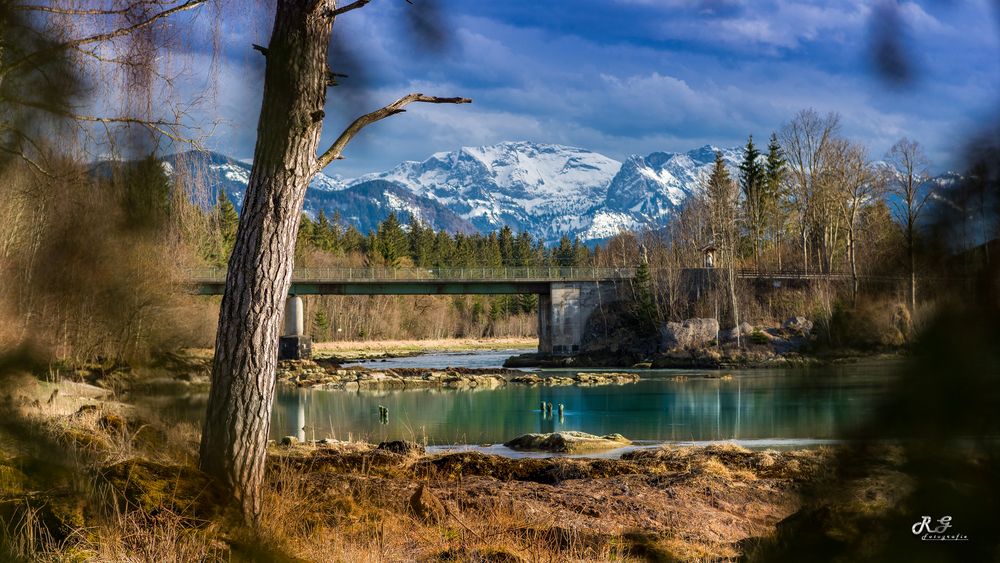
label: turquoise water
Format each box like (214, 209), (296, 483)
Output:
(270, 353), (898, 449)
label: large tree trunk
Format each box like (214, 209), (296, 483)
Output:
(200, 1), (332, 521)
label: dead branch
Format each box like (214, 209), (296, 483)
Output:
(316, 93), (471, 170)
(325, 0), (372, 17)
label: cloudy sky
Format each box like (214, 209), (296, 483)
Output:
(192, 0), (999, 177)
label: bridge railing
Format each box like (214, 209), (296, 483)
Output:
(184, 266), (638, 283)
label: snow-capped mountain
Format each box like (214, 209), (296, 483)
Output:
(583, 145), (742, 240)
(98, 141), (964, 244)
(349, 141), (622, 240)
(144, 142), (747, 242)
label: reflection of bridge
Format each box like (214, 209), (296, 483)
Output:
(185, 267), (634, 357)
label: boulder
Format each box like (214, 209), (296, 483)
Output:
(408, 484), (446, 523)
(720, 322), (756, 343)
(503, 431), (631, 453)
(783, 317), (814, 335)
(377, 440), (425, 456)
(660, 318), (720, 351)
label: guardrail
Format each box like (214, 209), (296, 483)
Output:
(184, 267), (639, 283)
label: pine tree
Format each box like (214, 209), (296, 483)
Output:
(556, 235), (574, 267)
(498, 226), (514, 265)
(632, 261), (657, 331)
(374, 213), (408, 266)
(297, 214), (316, 252)
(314, 210), (333, 251)
(341, 225), (363, 253)
(764, 133), (788, 268)
(312, 308), (330, 341)
(215, 189), (239, 264)
(739, 135), (766, 267)
(572, 237), (589, 267)
(513, 232), (534, 268)
(408, 219), (435, 267)
(433, 229), (455, 268)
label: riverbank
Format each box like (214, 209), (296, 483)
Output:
(1, 374), (918, 561)
(311, 337), (538, 360)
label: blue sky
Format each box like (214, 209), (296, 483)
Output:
(194, 0), (999, 177)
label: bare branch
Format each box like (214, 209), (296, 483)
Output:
(316, 93), (471, 170)
(12, 4), (132, 16)
(325, 0), (372, 17)
(63, 0), (207, 50)
(252, 43), (268, 56)
(2, 0), (208, 81)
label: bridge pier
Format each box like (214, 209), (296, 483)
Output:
(538, 282), (608, 356)
(279, 294), (312, 360)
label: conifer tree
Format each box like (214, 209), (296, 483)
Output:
(498, 226), (514, 265)
(739, 135), (766, 267)
(632, 261), (657, 331)
(341, 225), (364, 254)
(764, 133), (788, 268)
(312, 308), (330, 341)
(314, 210), (333, 250)
(374, 213), (408, 266)
(215, 190), (239, 264)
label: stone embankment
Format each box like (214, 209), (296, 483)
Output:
(509, 315), (832, 369)
(277, 360), (640, 390)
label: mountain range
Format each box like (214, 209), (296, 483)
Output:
(153, 141), (958, 244)
(156, 141), (747, 243)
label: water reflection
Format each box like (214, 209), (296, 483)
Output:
(270, 360), (896, 446)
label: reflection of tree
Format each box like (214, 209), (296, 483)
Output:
(269, 368), (887, 446)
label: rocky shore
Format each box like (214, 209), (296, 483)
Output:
(277, 359), (640, 390)
(508, 315), (901, 369)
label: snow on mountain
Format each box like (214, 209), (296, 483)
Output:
(596, 145), (742, 236)
(149, 143), (749, 243)
(103, 143), (965, 246)
(350, 141), (622, 240)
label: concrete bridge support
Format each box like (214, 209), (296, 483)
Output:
(279, 294), (312, 360)
(538, 282), (611, 356)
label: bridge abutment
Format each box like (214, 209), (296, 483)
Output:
(279, 295), (312, 360)
(538, 282), (609, 356)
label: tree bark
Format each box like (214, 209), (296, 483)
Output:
(199, 0), (333, 521)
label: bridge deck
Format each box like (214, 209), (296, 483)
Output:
(186, 267), (635, 295)
(185, 267), (909, 296)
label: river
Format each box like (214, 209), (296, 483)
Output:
(261, 350), (897, 454)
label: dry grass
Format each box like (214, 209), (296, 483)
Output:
(311, 337), (538, 359)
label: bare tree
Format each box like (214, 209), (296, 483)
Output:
(704, 150), (741, 343)
(886, 137), (931, 312)
(197, 0), (469, 521)
(779, 109), (840, 274)
(830, 139), (880, 304)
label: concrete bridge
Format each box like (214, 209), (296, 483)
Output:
(185, 266), (889, 359)
(186, 267), (635, 358)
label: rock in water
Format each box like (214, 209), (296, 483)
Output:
(660, 318), (720, 350)
(504, 431), (631, 453)
(409, 484), (446, 523)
